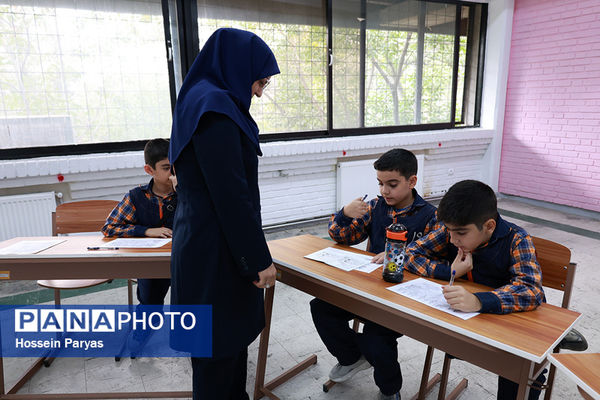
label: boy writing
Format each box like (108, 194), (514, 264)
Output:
(404, 179), (546, 399)
(102, 138), (176, 305)
(310, 148), (437, 400)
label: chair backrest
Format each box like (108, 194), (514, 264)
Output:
(531, 236), (576, 309)
(52, 200), (119, 235)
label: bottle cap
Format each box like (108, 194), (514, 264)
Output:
(386, 230), (407, 241)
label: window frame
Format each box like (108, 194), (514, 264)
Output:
(0, 0), (487, 160)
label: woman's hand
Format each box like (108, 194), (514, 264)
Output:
(254, 263), (277, 289)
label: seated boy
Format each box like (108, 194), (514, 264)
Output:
(310, 148), (437, 400)
(404, 179), (546, 400)
(102, 138), (176, 306)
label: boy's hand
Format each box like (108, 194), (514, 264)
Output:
(371, 251), (385, 264)
(169, 175), (178, 191)
(145, 227), (173, 238)
(451, 248), (473, 278)
(342, 197), (369, 219)
(254, 263), (277, 289)
(442, 285), (482, 312)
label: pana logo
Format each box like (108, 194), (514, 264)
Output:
(15, 309), (196, 332)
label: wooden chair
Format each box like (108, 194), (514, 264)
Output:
(37, 199), (137, 306)
(416, 235), (583, 400)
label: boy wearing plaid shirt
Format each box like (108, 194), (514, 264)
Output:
(311, 149), (436, 400)
(102, 138), (176, 305)
(404, 179), (546, 399)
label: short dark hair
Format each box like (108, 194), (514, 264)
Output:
(437, 180), (498, 229)
(144, 139), (170, 168)
(373, 148), (417, 179)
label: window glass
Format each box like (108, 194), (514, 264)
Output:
(197, 0), (327, 135)
(0, 0), (172, 149)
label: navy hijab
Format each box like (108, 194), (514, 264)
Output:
(169, 28), (280, 162)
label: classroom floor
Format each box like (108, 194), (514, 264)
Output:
(2, 196), (599, 400)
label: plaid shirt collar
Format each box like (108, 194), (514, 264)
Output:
(139, 178), (176, 200)
(381, 189), (428, 214)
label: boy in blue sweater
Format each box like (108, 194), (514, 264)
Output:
(102, 138), (176, 305)
(311, 149), (437, 400)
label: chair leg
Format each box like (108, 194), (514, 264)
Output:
(127, 279), (134, 306)
(438, 353), (468, 400)
(411, 345), (441, 400)
(543, 364), (557, 400)
(438, 354), (452, 400)
(43, 289), (61, 367)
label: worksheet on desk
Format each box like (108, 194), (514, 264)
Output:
(101, 238), (171, 248)
(305, 247), (381, 272)
(0, 239), (66, 255)
(387, 278), (479, 320)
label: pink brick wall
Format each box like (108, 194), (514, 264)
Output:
(499, 0), (600, 212)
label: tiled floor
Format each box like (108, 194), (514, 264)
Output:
(2, 196), (599, 400)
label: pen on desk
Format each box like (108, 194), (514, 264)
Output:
(87, 247), (120, 251)
(361, 194), (368, 201)
(448, 270), (456, 286)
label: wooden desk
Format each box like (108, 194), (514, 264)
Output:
(549, 353), (600, 400)
(0, 236), (191, 400)
(254, 235), (582, 400)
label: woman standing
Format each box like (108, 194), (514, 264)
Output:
(169, 28), (278, 399)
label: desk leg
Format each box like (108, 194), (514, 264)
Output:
(254, 285), (276, 400)
(253, 285), (317, 400)
(515, 362), (533, 400)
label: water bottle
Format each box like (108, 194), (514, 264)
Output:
(382, 223), (407, 283)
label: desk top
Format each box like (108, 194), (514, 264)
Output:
(549, 353), (600, 400)
(0, 236), (171, 280)
(268, 234), (581, 364)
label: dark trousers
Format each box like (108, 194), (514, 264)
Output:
(191, 348), (249, 400)
(310, 298), (402, 395)
(137, 278), (171, 305)
(497, 369), (547, 400)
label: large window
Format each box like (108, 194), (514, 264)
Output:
(0, 0), (173, 150)
(0, 0), (486, 157)
(333, 0), (484, 130)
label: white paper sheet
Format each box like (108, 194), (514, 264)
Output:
(305, 247), (381, 272)
(0, 239), (66, 255)
(387, 278), (479, 320)
(99, 238), (171, 249)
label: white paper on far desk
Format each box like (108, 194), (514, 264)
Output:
(101, 238), (171, 248)
(0, 239), (66, 255)
(305, 247), (381, 272)
(387, 278), (479, 320)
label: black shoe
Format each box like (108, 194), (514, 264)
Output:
(558, 328), (588, 351)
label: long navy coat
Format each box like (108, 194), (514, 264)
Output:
(171, 112), (273, 359)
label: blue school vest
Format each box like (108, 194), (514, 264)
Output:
(367, 191), (436, 254)
(129, 181), (176, 230)
(445, 216), (518, 288)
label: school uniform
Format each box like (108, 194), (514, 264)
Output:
(405, 215), (545, 399)
(311, 192), (436, 395)
(102, 179), (174, 305)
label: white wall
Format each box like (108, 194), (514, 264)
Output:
(0, 0), (514, 227)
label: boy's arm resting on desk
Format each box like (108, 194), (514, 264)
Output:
(101, 194), (147, 237)
(327, 199), (375, 246)
(404, 226), (453, 279)
(474, 233), (544, 314)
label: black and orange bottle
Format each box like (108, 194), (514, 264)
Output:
(382, 223), (407, 283)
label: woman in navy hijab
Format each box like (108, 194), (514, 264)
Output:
(169, 28), (279, 399)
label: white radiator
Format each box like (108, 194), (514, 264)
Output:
(0, 192), (56, 241)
